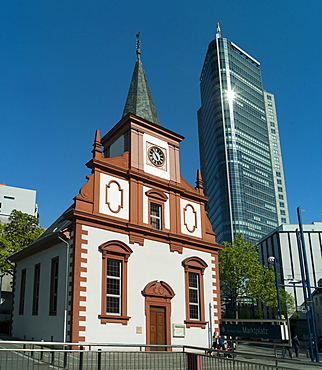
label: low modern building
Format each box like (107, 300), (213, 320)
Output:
(258, 222), (322, 338)
(312, 280), (322, 337)
(9, 49), (222, 348)
(0, 184), (39, 333)
(0, 184), (38, 224)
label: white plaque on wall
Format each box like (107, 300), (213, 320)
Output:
(173, 324), (185, 338)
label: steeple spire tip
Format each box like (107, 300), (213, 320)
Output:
(136, 32), (141, 60)
(122, 32), (160, 125)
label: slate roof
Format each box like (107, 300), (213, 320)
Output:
(122, 56), (160, 126)
(9, 206), (73, 262)
(36, 205), (73, 242)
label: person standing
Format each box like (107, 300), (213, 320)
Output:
(292, 335), (300, 357)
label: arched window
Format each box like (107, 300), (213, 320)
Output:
(182, 257), (208, 328)
(99, 241), (133, 325)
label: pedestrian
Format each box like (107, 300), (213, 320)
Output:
(212, 331), (219, 350)
(292, 335), (300, 357)
(282, 344), (292, 359)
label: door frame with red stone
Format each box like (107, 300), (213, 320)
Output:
(141, 280), (175, 351)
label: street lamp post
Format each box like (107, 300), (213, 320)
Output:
(268, 256), (282, 319)
(0, 274), (4, 305)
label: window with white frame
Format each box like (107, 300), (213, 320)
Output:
(188, 272), (200, 320)
(150, 203), (162, 230)
(106, 259), (122, 315)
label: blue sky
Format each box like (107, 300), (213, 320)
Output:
(1, 1), (321, 228)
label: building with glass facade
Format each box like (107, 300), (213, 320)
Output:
(198, 27), (289, 244)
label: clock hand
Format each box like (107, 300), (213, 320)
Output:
(153, 152), (160, 161)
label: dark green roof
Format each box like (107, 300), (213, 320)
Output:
(122, 58), (160, 125)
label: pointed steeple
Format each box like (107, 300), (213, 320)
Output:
(122, 33), (160, 125)
(92, 129), (103, 159)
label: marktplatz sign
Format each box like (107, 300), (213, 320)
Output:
(220, 323), (282, 340)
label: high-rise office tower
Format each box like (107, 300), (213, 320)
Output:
(198, 25), (289, 244)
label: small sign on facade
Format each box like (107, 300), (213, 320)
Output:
(136, 326), (142, 334)
(173, 324), (185, 338)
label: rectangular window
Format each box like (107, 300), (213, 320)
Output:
(279, 202), (285, 208)
(188, 272), (200, 320)
(106, 259), (122, 315)
(281, 217), (287, 223)
(150, 203), (162, 230)
(19, 269), (27, 315)
(271, 129), (276, 134)
(277, 179), (282, 185)
(270, 121), (275, 127)
(278, 186), (283, 192)
(279, 194), (284, 200)
(267, 95), (272, 100)
(49, 257), (59, 315)
(32, 263), (41, 315)
(4, 196), (15, 200)
(280, 210), (286, 215)
(276, 171), (281, 177)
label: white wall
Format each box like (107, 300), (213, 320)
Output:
(80, 225), (213, 347)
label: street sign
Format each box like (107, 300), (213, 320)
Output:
(220, 323), (284, 340)
(268, 256), (275, 264)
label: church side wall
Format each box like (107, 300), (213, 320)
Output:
(12, 242), (67, 341)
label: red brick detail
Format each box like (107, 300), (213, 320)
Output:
(69, 222), (89, 344)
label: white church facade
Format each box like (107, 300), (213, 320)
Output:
(10, 51), (222, 349)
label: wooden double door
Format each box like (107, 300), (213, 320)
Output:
(149, 306), (166, 351)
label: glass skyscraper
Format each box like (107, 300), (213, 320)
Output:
(198, 26), (289, 244)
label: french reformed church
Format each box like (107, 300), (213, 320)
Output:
(10, 45), (222, 348)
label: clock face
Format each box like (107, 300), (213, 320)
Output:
(148, 146), (165, 167)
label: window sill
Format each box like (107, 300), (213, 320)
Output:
(184, 320), (207, 329)
(98, 314), (131, 325)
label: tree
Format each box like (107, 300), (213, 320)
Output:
(219, 234), (294, 319)
(0, 210), (44, 274)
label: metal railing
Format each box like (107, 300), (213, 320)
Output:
(0, 340), (320, 370)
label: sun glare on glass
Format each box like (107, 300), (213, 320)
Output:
(226, 89), (236, 103)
